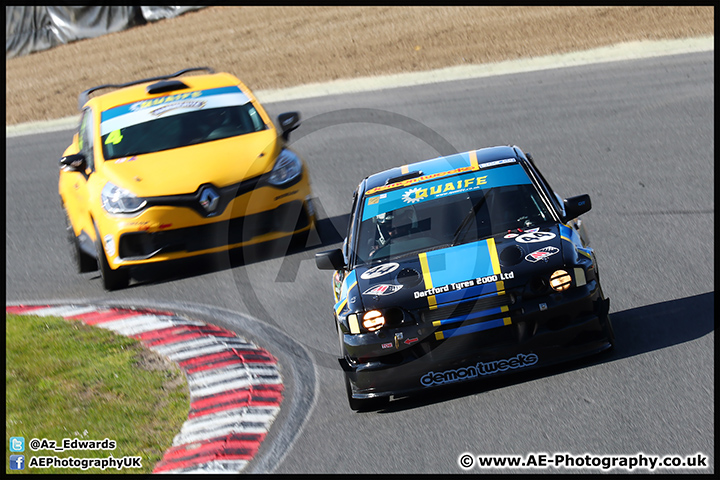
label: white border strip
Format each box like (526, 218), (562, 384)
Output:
(5, 304), (283, 474)
(257, 36), (715, 103)
(5, 36), (713, 139)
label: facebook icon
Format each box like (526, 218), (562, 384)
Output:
(10, 455), (25, 470)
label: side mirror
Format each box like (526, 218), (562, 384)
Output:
(316, 249), (345, 270)
(59, 153), (87, 172)
(562, 194), (591, 222)
(277, 112), (300, 141)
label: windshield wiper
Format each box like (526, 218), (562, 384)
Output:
(451, 194), (487, 245)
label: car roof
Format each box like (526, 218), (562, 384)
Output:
(363, 145), (525, 196)
(79, 68), (251, 112)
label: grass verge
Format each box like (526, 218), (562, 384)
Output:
(5, 313), (189, 474)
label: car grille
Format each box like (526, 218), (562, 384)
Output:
(417, 293), (518, 353)
(118, 200), (308, 259)
(421, 293), (514, 325)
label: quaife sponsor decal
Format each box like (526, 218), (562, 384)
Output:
(129, 91), (203, 112)
(420, 353), (539, 387)
(401, 175), (488, 204)
(150, 100), (206, 117)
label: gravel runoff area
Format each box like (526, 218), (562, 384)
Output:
(5, 6), (714, 126)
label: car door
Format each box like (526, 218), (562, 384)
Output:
(63, 108), (96, 242)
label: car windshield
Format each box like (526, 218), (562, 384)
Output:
(354, 162), (554, 265)
(99, 86), (266, 159)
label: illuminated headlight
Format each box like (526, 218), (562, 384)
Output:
(549, 269), (572, 292)
(362, 310), (386, 332)
(267, 149), (302, 186)
(101, 182), (146, 214)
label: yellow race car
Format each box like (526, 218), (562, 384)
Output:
(59, 67), (316, 290)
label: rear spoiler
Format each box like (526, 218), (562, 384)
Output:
(77, 66), (215, 110)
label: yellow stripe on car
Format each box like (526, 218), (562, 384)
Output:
(469, 149), (479, 169)
(418, 252), (437, 310)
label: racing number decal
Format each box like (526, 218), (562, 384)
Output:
(360, 262), (400, 280)
(104, 129), (123, 145)
(515, 231), (556, 243)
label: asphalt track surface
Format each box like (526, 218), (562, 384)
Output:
(6, 48), (714, 473)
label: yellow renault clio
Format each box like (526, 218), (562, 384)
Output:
(59, 67), (316, 290)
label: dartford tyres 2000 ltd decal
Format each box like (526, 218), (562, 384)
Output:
(420, 353), (539, 387)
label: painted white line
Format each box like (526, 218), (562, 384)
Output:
(257, 36), (716, 103)
(19, 305), (100, 317)
(178, 408), (280, 437)
(152, 338), (256, 361)
(5, 36), (713, 139)
(93, 315), (198, 335)
(173, 422), (271, 446)
(189, 377), (280, 399)
(188, 365), (280, 387)
(188, 362), (279, 381)
(6, 115), (80, 138)
(150, 336), (224, 353)
(188, 404), (280, 420)
(187, 368), (255, 390)
(187, 367), (281, 394)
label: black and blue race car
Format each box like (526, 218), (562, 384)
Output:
(316, 145), (615, 410)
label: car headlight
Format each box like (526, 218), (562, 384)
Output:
(101, 182), (147, 214)
(549, 269), (572, 292)
(362, 310), (386, 332)
(267, 149), (302, 186)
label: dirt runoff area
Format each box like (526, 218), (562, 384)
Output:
(4, 6), (714, 126)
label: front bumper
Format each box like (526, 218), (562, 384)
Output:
(93, 174), (314, 268)
(340, 282), (613, 399)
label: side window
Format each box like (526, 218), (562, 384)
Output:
(539, 172), (563, 212)
(79, 108), (95, 171)
(247, 105), (265, 131)
(345, 186), (361, 263)
(526, 162), (563, 216)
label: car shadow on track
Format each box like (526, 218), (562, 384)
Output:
(370, 292), (714, 414)
(125, 198), (348, 288)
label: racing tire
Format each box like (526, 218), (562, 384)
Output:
(64, 208), (97, 273)
(288, 204), (319, 253)
(596, 273), (616, 352)
(288, 227), (310, 253)
(94, 224), (129, 291)
(344, 374), (389, 412)
(603, 314), (616, 351)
